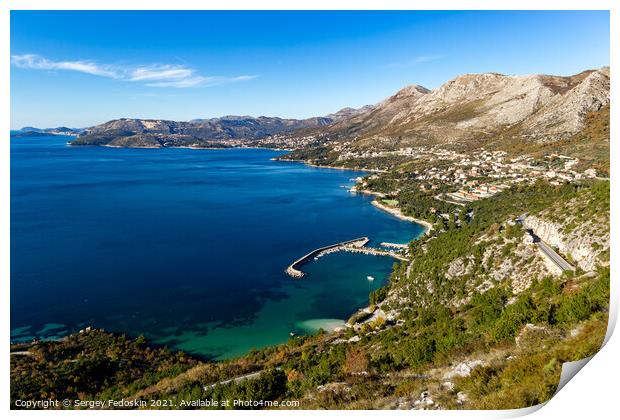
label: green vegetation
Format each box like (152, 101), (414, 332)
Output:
(381, 199), (399, 207)
(10, 330), (199, 406)
(457, 315), (607, 409)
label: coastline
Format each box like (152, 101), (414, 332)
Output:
(305, 162), (386, 173)
(68, 141), (292, 152)
(274, 156), (431, 235)
(282, 160), (430, 336)
(276, 157), (386, 173)
(371, 199), (433, 234)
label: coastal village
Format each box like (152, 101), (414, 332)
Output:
(342, 146), (602, 205)
(249, 129), (604, 208)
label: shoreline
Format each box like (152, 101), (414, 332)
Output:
(69, 142), (292, 152)
(272, 157), (432, 234)
(276, 157), (387, 173)
(370, 199), (433, 234)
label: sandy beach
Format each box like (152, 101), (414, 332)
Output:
(371, 199), (433, 234)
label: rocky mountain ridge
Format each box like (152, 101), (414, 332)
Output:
(296, 67), (610, 152)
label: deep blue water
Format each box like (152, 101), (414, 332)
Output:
(10, 134), (424, 359)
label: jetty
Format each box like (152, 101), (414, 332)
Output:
(285, 236), (407, 278)
(286, 237), (369, 278)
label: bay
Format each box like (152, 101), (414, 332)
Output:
(10, 134), (423, 359)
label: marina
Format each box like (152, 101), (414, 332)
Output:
(286, 236), (408, 278)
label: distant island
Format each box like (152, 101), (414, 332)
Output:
(11, 131), (52, 138)
(12, 126), (84, 137)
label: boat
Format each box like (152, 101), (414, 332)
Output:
(367, 276), (375, 281)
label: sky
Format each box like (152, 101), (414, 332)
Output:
(10, 10), (610, 129)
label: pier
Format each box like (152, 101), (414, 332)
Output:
(286, 237), (369, 278)
(285, 236), (407, 278)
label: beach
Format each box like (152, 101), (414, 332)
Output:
(371, 199), (433, 233)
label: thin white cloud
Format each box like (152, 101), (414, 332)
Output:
(145, 75), (258, 88)
(385, 54), (444, 68)
(129, 65), (195, 82)
(11, 54), (257, 88)
(11, 54), (119, 78)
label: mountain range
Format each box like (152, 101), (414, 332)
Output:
(69, 111), (366, 148)
(66, 67), (609, 156)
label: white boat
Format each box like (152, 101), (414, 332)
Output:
(367, 276), (375, 281)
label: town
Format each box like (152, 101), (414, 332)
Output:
(339, 146), (602, 205)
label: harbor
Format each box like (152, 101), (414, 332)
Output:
(286, 236), (408, 278)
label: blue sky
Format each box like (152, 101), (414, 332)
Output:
(10, 10), (609, 129)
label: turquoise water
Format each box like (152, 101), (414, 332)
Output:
(10, 134), (423, 359)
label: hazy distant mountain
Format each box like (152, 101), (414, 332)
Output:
(15, 126), (85, 136)
(19, 126), (44, 133)
(11, 131), (51, 138)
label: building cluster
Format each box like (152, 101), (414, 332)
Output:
(335, 145), (467, 161)
(439, 151), (597, 203)
(348, 146), (601, 205)
(226, 134), (602, 207)
(253, 133), (325, 149)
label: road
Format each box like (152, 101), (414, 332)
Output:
(518, 219), (575, 273)
(536, 241), (575, 272)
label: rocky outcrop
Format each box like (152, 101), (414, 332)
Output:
(443, 359), (485, 380)
(446, 229), (552, 298)
(523, 214), (608, 272)
(445, 256), (473, 279)
(412, 391), (436, 409)
(522, 68), (610, 141)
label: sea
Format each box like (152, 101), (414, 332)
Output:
(10, 133), (424, 360)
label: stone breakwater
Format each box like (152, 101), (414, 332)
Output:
(285, 237), (408, 278)
(285, 237), (369, 278)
